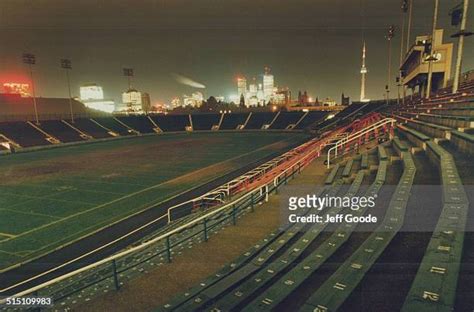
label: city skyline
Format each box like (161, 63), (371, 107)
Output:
(0, 0), (472, 105)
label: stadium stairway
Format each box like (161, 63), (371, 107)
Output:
(160, 145), (383, 311)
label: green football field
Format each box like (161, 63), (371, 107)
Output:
(0, 131), (308, 271)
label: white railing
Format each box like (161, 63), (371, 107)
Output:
(0, 135), (326, 301)
(326, 118), (396, 168)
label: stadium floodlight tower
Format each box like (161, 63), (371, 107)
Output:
(399, 0), (409, 105)
(22, 53), (39, 125)
(426, 0), (439, 99)
(451, 0), (473, 94)
(385, 25), (395, 105)
(61, 58), (74, 123)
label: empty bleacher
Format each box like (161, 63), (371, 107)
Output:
(35, 120), (85, 143)
(190, 113), (220, 130)
(269, 111), (305, 130)
(244, 112), (277, 130)
(0, 121), (49, 147)
(116, 115), (156, 134)
(294, 111), (328, 129)
(219, 113), (250, 130)
(73, 118), (114, 139)
(150, 114), (190, 132)
(91, 117), (135, 136)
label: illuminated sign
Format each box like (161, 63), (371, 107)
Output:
(3, 83), (30, 97)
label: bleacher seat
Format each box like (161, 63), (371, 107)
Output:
(0, 121), (49, 147)
(92, 117), (133, 136)
(269, 112), (304, 129)
(244, 112), (276, 129)
(36, 120), (85, 143)
(294, 111), (328, 129)
(219, 113), (250, 130)
(191, 113), (220, 130)
(116, 116), (156, 133)
(150, 114), (190, 132)
(73, 118), (113, 139)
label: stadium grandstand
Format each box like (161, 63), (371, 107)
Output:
(0, 72), (473, 311)
(0, 1), (473, 311)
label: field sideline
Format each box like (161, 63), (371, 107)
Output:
(0, 131), (308, 271)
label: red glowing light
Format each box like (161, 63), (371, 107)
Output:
(3, 83), (31, 97)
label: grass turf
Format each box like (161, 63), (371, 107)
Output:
(0, 131), (308, 270)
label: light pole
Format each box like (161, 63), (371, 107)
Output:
(61, 59), (74, 123)
(406, 0), (414, 53)
(426, 0), (439, 99)
(399, 0), (409, 105)
(452, 0), (472, 94)
(22, 53), (39, 125)
(386, 25), (395, 105)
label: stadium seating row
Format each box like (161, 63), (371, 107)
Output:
(0, 111), (331, 150)
(301, 140), (416, 311)
(162, 142), (389, 311)
(240, 148), (388, 311)
(401, 140), (468, 311)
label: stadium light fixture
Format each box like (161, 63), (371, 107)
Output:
(22, 53), (39, 125)
(452, 0), (472, 94)
(385, 25), (395, 105)
(61, 59), (74, 123)
(426, 0), (439, 99)
(399, 1), (409, 106)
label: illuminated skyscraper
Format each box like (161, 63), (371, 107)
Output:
(263, 67), (274, 103)
(79, 84), (115, 113)
(237, 77), (247, 98)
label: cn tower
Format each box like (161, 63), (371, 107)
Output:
(360, 41), (368, 102)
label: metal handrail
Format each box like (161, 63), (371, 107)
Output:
(326, 118), (396, 168)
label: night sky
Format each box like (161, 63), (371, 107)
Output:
(0, 0), (472, 104)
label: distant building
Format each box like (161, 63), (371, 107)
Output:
(141, 92), (151, 113)
(322, 97), (337, 107)
(79, 84), (115, 113)
(263, 67), (274, 103)
(341, 93), (350, 106)
(236, 67), (278, 107)
(237, 77), (247, 98)
(171, 97), (181, 108)
(274, 88), (291, 106)
(183, 91), (204, 107)
(121, 88), (143, 112)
